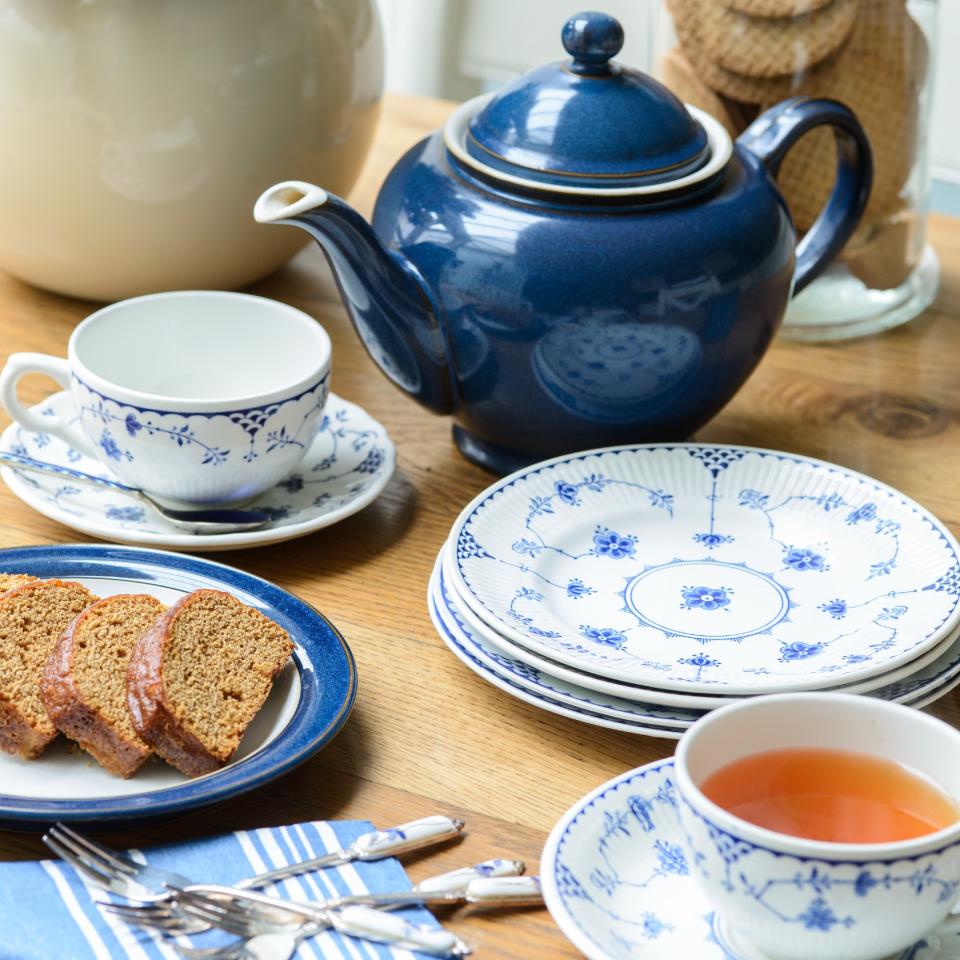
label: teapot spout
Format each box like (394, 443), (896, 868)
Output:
(254, 181), (453, 415)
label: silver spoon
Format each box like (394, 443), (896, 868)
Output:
(0, 450), (273, 533)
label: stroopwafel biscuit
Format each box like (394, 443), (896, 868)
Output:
(767, 5), (928, 231)
(722, 0), (832, 17)
(667, 0), (846, 102)
(657, 47), (741, 135)
(700, 0), (860, 78)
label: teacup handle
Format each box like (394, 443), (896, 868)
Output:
(737, 96), (873, 295)
(0, 353), (94, 456)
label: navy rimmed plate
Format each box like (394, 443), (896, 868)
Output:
(0, 544), (356, 831)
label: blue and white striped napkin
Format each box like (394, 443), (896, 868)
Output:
(0, 820), (442, 960)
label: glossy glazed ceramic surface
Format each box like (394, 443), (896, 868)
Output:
(540, 759), (958, 960)
(675, 696), (960, 960)
(366, 100), (866, 473)
(257, 14), (870, 474)
(466, 12), (710, 188)
(430, 551), (960, 739)
(0, 544), (356, 829)
(0, 390), (394, 550)
(0, 0), (383, 299)
(438, 543), (960, 711)
(0, 292), (333, 507)
(429, 549), (701, 730)
(373, 133), (793, 467)
(449, 444), (960, 694)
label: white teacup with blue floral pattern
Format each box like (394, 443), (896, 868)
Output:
(675, 693), (960, 960)
(0, 291), (331, 507)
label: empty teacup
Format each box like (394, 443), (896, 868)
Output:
(675, 693), (960, 960)
(0, 291), (331, 507)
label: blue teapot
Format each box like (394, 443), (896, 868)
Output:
(255, 11), (871, 475)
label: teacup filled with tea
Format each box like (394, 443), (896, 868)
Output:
(675, 693), (960, 960)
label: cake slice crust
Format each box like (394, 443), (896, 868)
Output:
(128, 589), (293, 777)
(0, 580), (99, 758)
(41, 594), (166, 777)
(0, 573), (39, 595)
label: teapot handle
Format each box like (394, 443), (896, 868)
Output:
(737, 97), (873, 295)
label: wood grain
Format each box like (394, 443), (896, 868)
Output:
(0, 92), (957, 959)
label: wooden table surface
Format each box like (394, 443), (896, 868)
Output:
(0, 92), (959, 958)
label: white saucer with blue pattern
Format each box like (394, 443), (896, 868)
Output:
(451, 445), (960, 694)
(541, 758), (958, 960)
(0, 391), (394, 551)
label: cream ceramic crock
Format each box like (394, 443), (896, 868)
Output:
(0, 0), (383, 300)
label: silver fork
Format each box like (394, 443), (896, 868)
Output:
(174, 905), (473, 960)
(43, 815), (465, 908)
(103, 858), (524, 932)
(169, 877), (541, 960)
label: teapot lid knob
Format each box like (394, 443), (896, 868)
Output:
(562, 11), (624, 75)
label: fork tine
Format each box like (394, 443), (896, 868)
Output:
(177, 891), (292, 937)
(100, 902), (184, 925)
(45, 828), (119, 875)
(42, 833), (116, 890)
(49, 824), (140, 877)
(100, 902), (173, 920)
(184, 911), (253, 936)
(175, 894), (270, 937)
(99, 905), (193, 932)
(99, 900), (208, 937)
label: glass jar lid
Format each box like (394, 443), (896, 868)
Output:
(453, 11), (716, 191)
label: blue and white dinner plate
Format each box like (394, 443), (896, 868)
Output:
(0, 391), (394, 551)
(432, 548), (960, 735)
(441, 541), (960, 709)
(0, 544), (356, 830)
(428, 566), (687, 739)
(450, 445), (960, 695)
(540, 759), (958, 960)
(430, 553), (698, 731)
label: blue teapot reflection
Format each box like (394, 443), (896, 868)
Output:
(255, 11), (871, 474)
(532, 314), (704, 423)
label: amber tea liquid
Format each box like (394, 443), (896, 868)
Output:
(700, 747), (960, 844)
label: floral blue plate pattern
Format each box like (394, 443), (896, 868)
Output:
(431, 547), (960, 736)
(429, 552), (696, 731)
(428, 590), (683, 739)
(540, 759), (959, 960)
(0, 391), (394, 551)
(441, 541), (960, 709)
(451, 445), (960, 694)
(0, 544), (355, 830)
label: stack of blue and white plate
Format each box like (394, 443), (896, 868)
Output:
(428, 444), (960, 739)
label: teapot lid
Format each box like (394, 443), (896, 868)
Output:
(444, 11), (731, 196)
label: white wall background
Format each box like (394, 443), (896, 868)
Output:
(377, 0), (960, 214)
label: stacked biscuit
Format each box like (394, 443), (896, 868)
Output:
(661, 0), (929, 289)
(0, 578), (292, 777)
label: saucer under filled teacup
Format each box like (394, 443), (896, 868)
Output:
(0, 291), (331, 507)
(675, 693), (960, 960)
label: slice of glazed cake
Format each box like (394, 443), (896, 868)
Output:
(128, 589), (293, 777)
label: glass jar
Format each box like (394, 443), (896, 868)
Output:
(655, 0), (939, 341)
